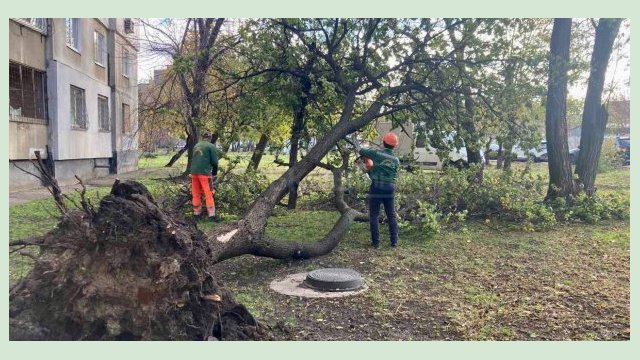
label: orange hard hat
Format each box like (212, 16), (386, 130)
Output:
(383, 132), (399, 148)
(364, 157), (374, 170)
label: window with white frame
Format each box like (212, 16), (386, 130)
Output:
(122, 48), (130, 77)
(70, 85), (87, 129)
(98, 95), (110, 131)
(66, 18), (80, 51)
(94, 31), (106, 66)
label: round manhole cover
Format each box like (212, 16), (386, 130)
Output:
(304, 268), (363, 292)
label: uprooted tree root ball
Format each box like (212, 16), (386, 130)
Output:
(10, 180), (266, 340)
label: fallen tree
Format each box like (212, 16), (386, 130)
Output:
(10, 18), (464, 340)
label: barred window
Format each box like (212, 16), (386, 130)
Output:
(9, 62), (47, 124)
(124, 18), (134, 34)
(70, 85), (87, 129)
(98, 95), (110, 131)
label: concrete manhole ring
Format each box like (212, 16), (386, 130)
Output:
(305, 268), (363, 291)
(270, 271), (368, 298)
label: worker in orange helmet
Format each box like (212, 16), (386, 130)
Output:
(358, 132), (400, 248)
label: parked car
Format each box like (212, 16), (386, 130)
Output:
(374, 121), (485, 170)
(509, 141), (547, 162)
(174, 140), (187, 150)
(616, 136), (630, 165)
(569, 148), (580, 164)
(411, 133), (485, 170)
(528, 141), (548, 162)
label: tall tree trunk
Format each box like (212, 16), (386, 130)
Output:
(496, 143), (504, 169)
(503, 143), (514, 171)
(184, 125), (199, 177)
(576, 18), (622, 195)
(247, 133), (269, 171)
(484, 138), (492, 166)
(287, 80), (311, 209)
(545, 18), (576, 200)
(462, 94), (484, 166)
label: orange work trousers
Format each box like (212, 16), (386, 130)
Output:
(191, 174), (215, 216)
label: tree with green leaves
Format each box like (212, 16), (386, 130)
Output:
(140, 18), (228, 175)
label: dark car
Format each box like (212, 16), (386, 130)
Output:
(569, 148), (580, 164)
(616, 136), (630, 165)
(535, 147), (578, 163)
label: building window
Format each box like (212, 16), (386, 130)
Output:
(122, 103), (131, 134)
(70, 85), (87, 129)
(94, 31), (106, 67)
(122, 48), (130, 78)
(98, 95), (110, 131)
(124, 18), (134, 34)
(65, 18), (80, 52)
(16, 18), (47, 33)
(9, 62), (47, 125)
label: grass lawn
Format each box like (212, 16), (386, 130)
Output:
(213, 216), (629, 340)
(8, 158), (630, 340)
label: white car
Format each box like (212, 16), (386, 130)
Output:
(374, 121), (483, 170)
(411, 144), (473, 170)
(510, 141), (547, 162)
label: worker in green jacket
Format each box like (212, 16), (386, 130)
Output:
(359, 132), (400, 248)
(190, 131), (219, 221)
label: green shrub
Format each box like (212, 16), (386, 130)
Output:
(551, 192), (630, 224)
(215, 169), (269, 215)
(598, 138), (626, 173)
(346, 164), (628, 233)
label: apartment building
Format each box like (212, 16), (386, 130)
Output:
(9, 18), (139, 190)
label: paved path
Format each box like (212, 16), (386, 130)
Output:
(9, 167), (182, 205)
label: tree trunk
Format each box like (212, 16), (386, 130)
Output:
(496, 144), (504, 169)
(208, 91), (382, 262)
(462, 95), (484, 166)
(247, 133), (269, 171)
(183, 121), (199, 177)
(484, 138), (492, 166)
(503, 143), (514, 171)
(165, 140), (188, 167)
(576, 18), (622, 195)
(287, 83), (311, 209)
(545, 18), (576, 200)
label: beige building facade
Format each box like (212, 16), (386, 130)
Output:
(9, 18), (139, 189)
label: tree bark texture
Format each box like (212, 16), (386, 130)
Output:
(544, 18), (576, 200)
(576, 18), (622, 195)
(248, 133), (269, 171)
